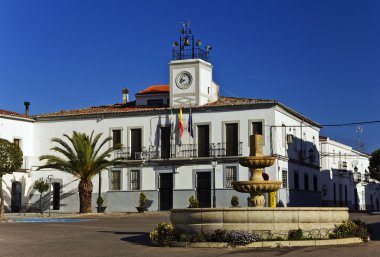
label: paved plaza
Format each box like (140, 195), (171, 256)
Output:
(0, 212), (379, 257)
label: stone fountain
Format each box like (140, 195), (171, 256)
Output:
(232, 134), (281, 207)
(170, 135), (349, 238)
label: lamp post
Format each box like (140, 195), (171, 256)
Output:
(47, 175), (53, 217)
(211, 160), (217, 208)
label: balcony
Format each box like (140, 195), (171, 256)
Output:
(115, 142), (243, 162)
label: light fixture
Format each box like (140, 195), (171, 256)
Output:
(173, 41), (179, 48)
(184, 37), (190, 46)
(196, 39), (202, 46)
(354, 166), (358, 173)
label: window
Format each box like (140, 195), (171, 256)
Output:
(282, 170), (288, 188)
(345, 185), (348, 206)
(333, 183), (336, 205)
(293, 128), (298, 150)
(112, 129), (121, 147)
(294, 172), (299, 190)
(147, 99), (164, 106)
(13, 138), (21, 147)
(130, 128), (142, 159)
(111, 170), (121, 190)
(252, 122), (263, 135)
(130, 170), (140, 190)
(313, 175), (318, 192)
(282, 124), (286, 148)
(302, 132), (306, 151)
(333, 150), (336, 163)
(225, 166), (237, 188)
(225, 123), (238, 156)
(304, 174), (309, 191)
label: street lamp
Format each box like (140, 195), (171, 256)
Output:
(47, 175), (53, 217)
(211, 160), (217, 208)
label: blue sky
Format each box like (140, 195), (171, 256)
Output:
(1, 0), (379, 153)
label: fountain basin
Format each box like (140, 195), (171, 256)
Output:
(238, 156), (276, 169)
(232, 180), (282, 193)
(170, 207), (349, 238)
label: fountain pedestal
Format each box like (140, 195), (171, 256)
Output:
(232, 135), (281, 207)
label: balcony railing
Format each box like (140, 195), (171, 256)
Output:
(115, 142), (243, 160)
(353, 172), (371, 183)
(172, 48), (210, 62)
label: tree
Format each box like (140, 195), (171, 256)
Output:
(369, 149), (380, 181)
(33, 178), (49, 214)
(0, 139), (23, 218)
(38, 131), (123, 213)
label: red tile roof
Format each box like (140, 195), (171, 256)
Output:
(0, 109), (31, 119)
(33, 96), (321, 127)
(136, 85), (169, 95)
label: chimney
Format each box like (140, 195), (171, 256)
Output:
(122, 88), (129, 104)
(24, 101), (30, 116)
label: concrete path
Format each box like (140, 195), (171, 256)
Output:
(0, 212), (379, 257)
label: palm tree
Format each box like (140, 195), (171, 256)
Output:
(38, 131), (123, 213)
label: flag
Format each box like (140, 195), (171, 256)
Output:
(188, 105), (193, 138)
(179, 107), (183, 139)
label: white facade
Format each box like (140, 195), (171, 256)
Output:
(320, 137), (379, 211)
(1, 51), (376, 213)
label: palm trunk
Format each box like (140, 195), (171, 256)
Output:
(40, 193), (43, 215)
(0, 175), (3, 219)
(78, 179), (93, 213)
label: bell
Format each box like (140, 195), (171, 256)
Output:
(184, 37), (190, 46)
(173, 41), (179, 48)
(196, 39), (202, 46)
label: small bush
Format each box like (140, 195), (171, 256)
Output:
(149, 223), (177, 246)
(139, 192), (147, 209)
(231, 195), (239, 207)
(288, 229), (303, 240)
(179, 233), (191, 242)
(96, 196), (104, 207)
(188, 195), (199, 208)
(329, 219), (369, 241)
(193, 231), (211, 242)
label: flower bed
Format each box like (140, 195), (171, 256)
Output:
(150, 219), (369, 247)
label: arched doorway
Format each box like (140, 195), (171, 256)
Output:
(11, 181), (22, 212)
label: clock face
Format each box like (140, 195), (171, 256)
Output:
(175, 71), (192, 90)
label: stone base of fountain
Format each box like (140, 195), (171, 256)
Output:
(170, 207), (348, 238)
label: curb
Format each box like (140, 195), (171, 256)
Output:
(168, 237), (363, 248)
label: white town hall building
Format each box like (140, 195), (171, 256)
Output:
(1, 26), (378, 213)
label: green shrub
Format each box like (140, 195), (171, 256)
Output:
(188, 195), (199, 208)
(231, 195), (239, 207)
(149, 223), (177, 246)
(139, 192), (147, 209)
(329, 220), (369, 241)
(288, 229), (303, 240)
(179, 233), (191, 242)
(96, 196), (104, 207)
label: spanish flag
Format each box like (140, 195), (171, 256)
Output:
(179, 107), (184, 139)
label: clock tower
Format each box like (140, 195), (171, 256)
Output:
(169, 22), (219, 108)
